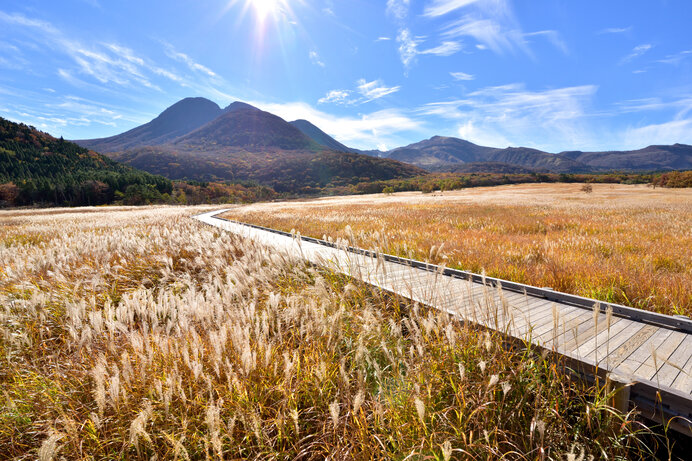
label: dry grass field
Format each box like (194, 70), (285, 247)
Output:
(223, 183), (692, 317)
(0, 205), (666, 459)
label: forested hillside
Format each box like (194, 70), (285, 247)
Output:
(0, 117), (172, 206)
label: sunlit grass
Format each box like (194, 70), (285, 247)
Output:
(222, 184), (692, 316)
(0, 205), (669, 458)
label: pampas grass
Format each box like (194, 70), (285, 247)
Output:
(0, 205), (664, 459)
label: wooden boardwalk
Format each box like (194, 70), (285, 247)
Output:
(195, 210), (692, 434)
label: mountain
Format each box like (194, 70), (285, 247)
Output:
(387, 136), (498, 168)
(76, 97), (224, 153)
(0, 117), (171, 206)
(76, 98), (424, 192)
(382, 135), (691, 173)
(485, 147), (589, 173)
(290, 119), (354, 152)
(174, 105), (319, 150)
(559, 144), (692, 171)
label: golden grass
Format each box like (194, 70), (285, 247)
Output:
(0, 205), (665, 459)
(222, 183), (692, 316)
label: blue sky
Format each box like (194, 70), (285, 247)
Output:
(1, 0), (691, 152)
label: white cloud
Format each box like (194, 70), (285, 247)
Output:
(597, 26), (632, 35)
(423, 0), (480, 17)
(386, 0), (410, 21)
(442, 16), (527, 55)
(622, 119), (692, 149)
(163, 44), (217, 77)
(396, 28), (419, 68)
(620, 44), (652, 64)
(419, 41), (462, 56)
(318, 90), (352, 105)
(375, 36), (392, 42)
(357, 79), (401, 101)
(420, 83), (598, 150)
(309, 50), (325, 67)
(657, 49), (692, 65)
(450, 71), (474, 81)
(250, 100), (422, 150)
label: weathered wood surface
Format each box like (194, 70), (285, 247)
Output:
(195, 210), (692, 433)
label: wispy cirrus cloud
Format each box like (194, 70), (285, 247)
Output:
(423, 0), (480, 18)
(308, 50), (325, 67)
(450, 71), (474, 81)
(657, 49), (692, 65)
(421, 1), (567, 57)
(318, 79), (401, 105)
(620, 44), (652, 64)
(597, 26), (632, 35)
(163, 43), (217, 78)
(357, 79), (400, 101)
(387, 1), (462, 69)
(318, 89), (352, 105)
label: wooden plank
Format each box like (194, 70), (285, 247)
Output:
(573, 318), (639, 359)
(633, 331), (688, 383)
(601, 324), (658, 371)
(614, 328), (674, 377)
(669, 337), (692, 393)
(536, 307), (595, 350)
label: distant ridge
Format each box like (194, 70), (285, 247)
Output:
(382, 135), (692, 173)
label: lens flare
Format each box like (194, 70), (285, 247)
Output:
(249, 0), (287, 22)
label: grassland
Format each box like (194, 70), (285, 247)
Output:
(222, 183), (692, 317)
(0, 205), (668, 459)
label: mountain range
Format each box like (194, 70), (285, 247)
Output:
(75, 97), (692, 183)
(77, 98), (423, 191)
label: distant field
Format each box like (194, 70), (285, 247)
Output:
(0, 205), (659, 458)
(223, 183), (692, 316)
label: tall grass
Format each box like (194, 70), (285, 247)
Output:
(0, 206), (670, 459)
(222, 184), (691, 316)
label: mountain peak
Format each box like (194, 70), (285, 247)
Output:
(224, 101), (260, 113)
(76, 96), (223, 153)
(175, 105), (318, 150)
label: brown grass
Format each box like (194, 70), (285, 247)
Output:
(0, 205), (666, 459)
(222, 183), (692, 316)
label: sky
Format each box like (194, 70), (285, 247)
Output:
(1, 0), (691, 152)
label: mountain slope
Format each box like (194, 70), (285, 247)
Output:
(487, 147), (589, 173)
(76, 97), (223, 153)
(387, 136), (498, 168)
(0, 117), (171, 206)
(174, 105), (319, 150)
(290, 119), (354, 152)
(110, 146), (424, 191)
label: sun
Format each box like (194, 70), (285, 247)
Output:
(248, 0), (287, 22)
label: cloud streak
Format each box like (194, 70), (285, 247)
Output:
(318, 79), (401, 105)
(620, 44), (652, 64)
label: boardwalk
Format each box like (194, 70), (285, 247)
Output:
(195, 209), (692, 434)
